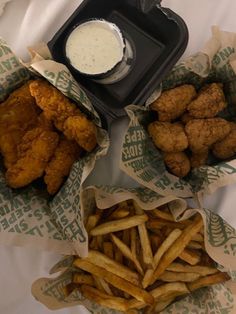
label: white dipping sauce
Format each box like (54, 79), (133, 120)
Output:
(66, 20), (124, 75)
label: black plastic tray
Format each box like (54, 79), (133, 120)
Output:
(48, 0), (188, 125)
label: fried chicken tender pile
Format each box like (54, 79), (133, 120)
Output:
(29, 80), (97, 152)
(0, 79), (98, 194)
(148, 83), (235, 177)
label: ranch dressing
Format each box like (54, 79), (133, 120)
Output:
(66, 20), (125, 75)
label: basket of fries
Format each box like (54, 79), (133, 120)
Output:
(120, 26), (236, 198)
(0, 39), (108, 255)
(32, 186), (236, 313)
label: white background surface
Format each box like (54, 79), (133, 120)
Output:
(0, 0), (236, 313)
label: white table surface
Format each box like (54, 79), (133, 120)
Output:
(0, 0), (236, 313)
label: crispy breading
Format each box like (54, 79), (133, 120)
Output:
(185, 118), (231, 153)
(44, 137), (82, 194)
(187, 83), (227, 118)
(164, 152), (191, 177)
(150, 85), (196, 121)
(212, 122), (236, 159)
(190, 152), (208, 168)
(0, 82), (40, 168)
(6, 127), (59, 188)
(180, 112), (194, 125)
(29, 80), (97, 152)
(148, 122), (188, 153)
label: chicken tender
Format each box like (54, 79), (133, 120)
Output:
(44, 138), (82, 195)
(185, 118), (231, 153)
(6, 128), (59, 188)
(29, 80), (97, 152)
(212, 123), (236, 159)
(150, 85), (196, 121)
(64, 116), (97, 152)
(148, 122), (188, 152)
(187, 83), (227, 118)
(181, 112), (194, 124)
(0, 82), (40, 168)
(164, 152), (191, 177)
(190, 151), (208, 168)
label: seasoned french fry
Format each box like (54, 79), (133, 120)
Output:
(187, 272), (230, 292)
(82, 250), (140, 286)
(179, 248), (201, 265)
(74, 259), (154, 305)
(109, 208), (130, 220)
(80, 284), (128, 311)
(103, 242), (113, 259)
(150, 208), (175, 221)
(166, 263), (219, 276)
(127, 282), (189, 310)
(111, 234), (144, 275)
(142, 229), (182, 288)
(90, 214), (148, 236)
(149, 214), (203, 285)
(73, 273), (94, 286)
(159, 271), (200, 282)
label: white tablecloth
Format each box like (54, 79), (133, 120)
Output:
(0, 0), (236, 313)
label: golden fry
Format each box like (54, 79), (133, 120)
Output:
(187, 272), (230, 292)
(166, 263), (219, 276)
(103, 242), (114, 259)
(159, 271), (200, 282)
(179, 249), (201, 265)
(73, 273), (94, 286)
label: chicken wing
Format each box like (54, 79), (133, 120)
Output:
(187, 83), (227, 118)
(148, 122), (188, 153)
(185, 118), (231, 153)
(164, 152), (191, 177)
(29, 80), (97, 152)
(6, 127), (59, 188)
(212, 123), (236, 159)
(150, 85), (196, 121)
(44, 138), (82, 195)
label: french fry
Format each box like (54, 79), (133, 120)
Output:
(147, 218), (191, 230)
(149, 214), (203, 285)
(187, 240), (204, 250)
(150, 208), (175, 221)
(86, 213), (101, 233)
(153, 297), (175, 313)
(179, 248), (201, 265)
(74, 259), (154, 305)
(130, 227), (137, 256)
(142, 229), (182, 288)
(192, 233), (204, 242)
(115, 249), (123, 264)
(111, 234), (144, 275)
(166, 263), (219, 276)
(137, 223), (154, 268)
(187, 272), (230, 292)
(93, 276), (113, 295)
(96, 235), (103, 250)
(122, 229), (130, 246)
(103, 241), (113, 259)
(89, 237), (98, 250)
(73, 273), (94, 286)
(127, 282), (189, 310)
(109, 208), (130, 220)
(90, 214), (148, 236)
(150, 234), (162, 253)
(159, 271), (200, 282)
(80, 284), (128, 311)
(83, 250), (140, 286)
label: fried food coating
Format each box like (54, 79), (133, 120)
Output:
(150, 85), (196, 121)
(190, 151), (208, 168)
(212, 123), (236, 159)
(0, 82), (40, 168)
(148, 122), (188, 153)
(187, 83), (227, 118)
(6, 127), (59, 188)
(164, 152), (191, 177)
(29, 80), (97, 152)
(185, 118), (231, 153)
(64, 116), (97, 152)
(181, 112), (194, 125)
(44, 138), (82, 195)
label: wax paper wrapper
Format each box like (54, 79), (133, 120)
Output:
(120, 26), (236, 198)
(31, 185), (236, 313)
(0, 38), (109, 255)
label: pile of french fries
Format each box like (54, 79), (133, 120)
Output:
(65, 201), (230, 313)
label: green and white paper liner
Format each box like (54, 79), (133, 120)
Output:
(0, 38), (109, 256)
(120, 26), (236, 198)
(32, 185), (236, 313)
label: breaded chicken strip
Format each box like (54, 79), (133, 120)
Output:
(6, 127), (59, 188)
(29, 80), (97, 152)
(212, 123), (236, 159)
(44, 138), (82, 195)
(0, 82), (40, 168)
(187, 83), (227, 118)
(190, 152), (208, 168)
(185, 118), (231, 153)
(181, 112), (194, 125)
(164, 152), (191, 177)
(148, 122), (188, 152)
(150, 85), (196, 121)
